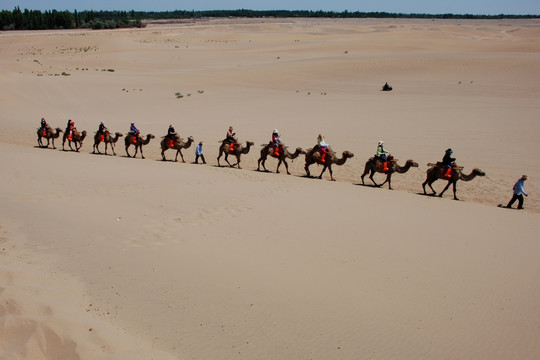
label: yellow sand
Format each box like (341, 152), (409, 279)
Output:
(1, 18), (539, 359)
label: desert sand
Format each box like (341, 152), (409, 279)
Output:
(1, 18), (539, 359)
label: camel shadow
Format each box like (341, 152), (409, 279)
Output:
(416, 192), (462, 201)
(298, 174), (323, 181)
(120, 155), (145, 160)
(354, 183), (382, 188)
(33, 145), (55, 150)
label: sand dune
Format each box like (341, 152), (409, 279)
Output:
(1, 18), (539, 359)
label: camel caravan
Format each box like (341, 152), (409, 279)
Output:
(36, 120), (486, 201)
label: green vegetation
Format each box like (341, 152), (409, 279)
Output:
(0, 8), (144, 30)
(1, 8), (538, 31)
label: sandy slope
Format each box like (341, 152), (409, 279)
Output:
(1, 18), (539, 359)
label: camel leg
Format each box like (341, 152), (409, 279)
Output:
(161, 147), (167, 161)
(318, 165), (328, 180)
(125, 144), (132, 157)
(368, 170), (380, 187)
(104, 142), (108, 155)
(257, 157), (267, 172)
(305, 163), (312, 177)
(452, 182), (459, 200)
(50, 138), (55, 149)
(139, 146), (145, 159)
(176, 150), (185, 163)
(327, 165), (335, 181)
(111, 143), (116, 156)
(360, 167), (371, 184)
(217, 151), (222, 167)
(276, 159), (282, 174)
(282, 159), (290, 175)
(439, 180), (452, 198)
(380, 174), (392, 189)
(133, 145), (139, 158)
(224, 153), (234, 167)
(423, 177), (437, 195)
(428, 180), (437, 195)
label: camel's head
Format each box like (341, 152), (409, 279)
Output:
(247, 141), (255, 146)
(473, 168), (486, 177)
(115, 132), (124, 137)
(407, 160), (419, 168)
(343, 151), (354, 158)
(148, 134), (156, 139)
(296, 147), (307, 155)
(188, 136), (194, 142)
(56, 128), (64, 133)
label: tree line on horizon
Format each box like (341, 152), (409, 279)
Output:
(1, 7), (538, 31)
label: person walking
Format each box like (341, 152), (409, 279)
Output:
(506, 175), (528, 209)
(195, 141), (206, 164)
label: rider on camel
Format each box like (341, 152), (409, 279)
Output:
(271, 129), (282, 156)
(442, 148), (456, 178)
(98, 121), (108, 135)
(376, 140), (389, 172)
(167, 125), (178, 143)
(225, 126), (237, 151)
(317, 134), (329, 163)
(130, 122), (140, 136)
(97, 122), (108, 141)
(40, 117), (50, 131)
(66, 119), (76, 140)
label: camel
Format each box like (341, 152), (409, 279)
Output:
(62, 130), (87, 152)
(422, 164), (486, 200)
(160, 136), (194, 162)
(360, 157), (419, 189)
(304, 146), (354, 181)
(217, 141), (254, 169)
(92, 131), (123, 155)
(257, 144), (306, 175)
(37, 127), (63, 149)
(124, 133), (155, 159)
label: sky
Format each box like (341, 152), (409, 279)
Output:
(2, 1), (539, 15)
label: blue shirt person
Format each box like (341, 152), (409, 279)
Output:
(195, 141), (206, 164)
(506, 175), (528, 209)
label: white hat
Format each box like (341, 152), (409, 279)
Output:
(378, 140), (383, 145)
(273, 129), (278, 134)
